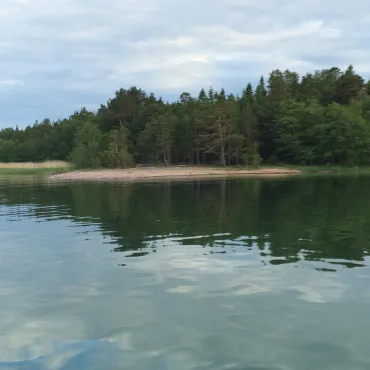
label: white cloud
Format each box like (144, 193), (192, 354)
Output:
(0, 79), (24, 86)
(1, 0), (370, 126)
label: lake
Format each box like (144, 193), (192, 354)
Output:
(1, 175), (370, 369)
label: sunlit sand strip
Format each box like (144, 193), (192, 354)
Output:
(48, 167), (301, 182)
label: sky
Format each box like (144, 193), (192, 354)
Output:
(1, 0), (370, 128)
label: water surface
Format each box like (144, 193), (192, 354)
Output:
(1, 175), (370, 369)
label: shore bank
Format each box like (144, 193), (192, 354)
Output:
(48, 167), (301, 182)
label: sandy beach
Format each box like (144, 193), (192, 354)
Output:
(48, 166), (301, 182)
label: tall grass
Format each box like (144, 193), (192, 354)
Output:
(0, 161), (70, 169)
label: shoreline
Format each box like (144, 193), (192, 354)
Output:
(48, 167), (301, 182)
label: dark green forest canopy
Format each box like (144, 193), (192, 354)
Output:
(2, 65), (370, 167)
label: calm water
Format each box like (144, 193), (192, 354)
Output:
(1, 175), (370, 369)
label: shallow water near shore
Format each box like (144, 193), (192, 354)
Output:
(1, 175), (370, 369)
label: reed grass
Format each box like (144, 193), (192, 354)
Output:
(0, 161), (70, 169)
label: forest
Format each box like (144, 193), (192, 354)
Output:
(1, 65), (370, 168)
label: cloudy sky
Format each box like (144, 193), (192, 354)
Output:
(1, 0), (370, 127)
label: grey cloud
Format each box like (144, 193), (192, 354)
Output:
(1, 0), (370, 126)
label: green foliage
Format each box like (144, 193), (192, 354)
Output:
(276, 99), (324, 164)
(242, 143), (261, 167)
(68, 122), (102, 168)
(0, 65), (370, 168)
(138, 110), (178, 165)
(101, 126), (134, 168)
(316, 101), (370, 164)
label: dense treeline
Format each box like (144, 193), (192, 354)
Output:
(2, 65), (370, 167)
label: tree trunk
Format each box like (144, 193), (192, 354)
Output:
(220, 139), (226, 166)
(227, 142), (231, 166)
(189, 150), (193, 165)
(163, 151), (168, 166)
(217, 116), (226, 167)
(167, 146), (171, 165)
